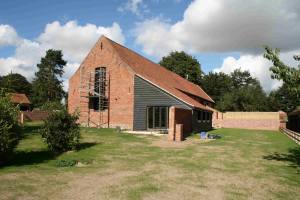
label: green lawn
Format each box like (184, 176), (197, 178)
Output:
(0, 122), (299, 200)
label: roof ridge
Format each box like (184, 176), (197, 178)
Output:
(104, 37), (214, 102)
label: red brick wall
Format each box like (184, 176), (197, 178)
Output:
(212, 111), (287, 131)
(168, 106), (192, 141)
(68, 37), (135, 129)
(21, 111), (49, 121)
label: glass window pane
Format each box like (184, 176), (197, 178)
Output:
(160, 107), (166, 128)
(148, 107), (153, 129)
(154, 107), (160, 127)
(197, 111), (201, 120)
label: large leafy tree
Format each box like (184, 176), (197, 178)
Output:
(264, 46), (300, 111)
(215, 69), (268, 112)
(201, 72), (233, 103)
(32, 49), (66, 107)
(159, 51), (203, 85)
(0, 73), (32, 96)
(268, 83), (300, 113)
(230, 69), (259, 88)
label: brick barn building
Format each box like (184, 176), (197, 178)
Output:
(68, 36), (214, 135)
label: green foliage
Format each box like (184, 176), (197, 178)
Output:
(268, 83), (300, 113)
(0, 91), (20, 164)
(231, 69), (259, 88)
(201, 72), (233, 103)
(32, 49), (67, 107)
(217, 86), (267, 112)
(0, 73), (32, 96)
(40, 101), (65, 111)
(40, 109), (80, 153)
(159, 51), (203, 85)
(264, 46), (300, 108)
(202, 69), (268, 112)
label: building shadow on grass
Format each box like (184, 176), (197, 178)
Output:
(263, 147), (300, 169)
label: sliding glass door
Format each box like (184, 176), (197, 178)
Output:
(147, 106), (168, 129)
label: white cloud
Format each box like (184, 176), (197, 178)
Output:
(134, 18), (185, 57)
(0, 24), (22, 47)
(214, 49), (300, 92)
(133, 0), (300, 91)
(118, 0), (146, 16)
(134, 0), (300, 58)
(38, 21), (124, 63)
(214, 54), (282, 92)
(0, 21), (125, 90)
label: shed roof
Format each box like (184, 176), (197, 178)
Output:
(10, 93), (31, 104)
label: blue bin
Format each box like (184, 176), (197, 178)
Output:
(200, 131), (207, 139)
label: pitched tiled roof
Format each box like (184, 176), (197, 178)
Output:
(10, 93), (31, 104)
(104, 37), (214, 110)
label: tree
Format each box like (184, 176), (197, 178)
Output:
(230, 69), (259, 88)
(217, 86), (268, 112)
(264, 46), (300, 108)
(0, 73), (32, 96)
(159, 51), (203, 85)
(215, 69), (268, 112)
(32, 49), (66, 107)
(267, 84), (299, 113)
(0, 90), (20, 164)
(201, 72), (233, 103)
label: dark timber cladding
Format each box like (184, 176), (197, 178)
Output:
(133, 75), (191, 130)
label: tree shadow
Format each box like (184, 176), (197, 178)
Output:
(20, 125), (41, 139)
(1, 150), (56, 168)
(76, 142), (98, 150)
(263, 147), (300, 169)
(1, 143), (98, 168)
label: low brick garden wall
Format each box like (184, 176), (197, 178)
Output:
(168, 106), (192, 141)
(213, 111), (287, 131)
(20, 111), (49, 122)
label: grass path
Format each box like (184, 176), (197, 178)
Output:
(0, 123), (299, 200)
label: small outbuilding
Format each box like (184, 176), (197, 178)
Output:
(10, 93), (31, 111)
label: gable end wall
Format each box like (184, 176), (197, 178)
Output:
(133, 75), (191, 130)
(68, 38), (135, 129)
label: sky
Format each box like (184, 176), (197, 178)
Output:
(0, 0), (300, 92)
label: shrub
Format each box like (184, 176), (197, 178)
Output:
(40, 109), (80, 153)
(0, 91), (20, 164)
(40, 101), (65, 111)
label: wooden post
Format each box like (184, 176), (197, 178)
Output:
(20, 112), (24, 125)
(168, 106), (175, 141)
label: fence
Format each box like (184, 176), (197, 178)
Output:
(280, 128), (300, 145)
(20, 111), (49, 124)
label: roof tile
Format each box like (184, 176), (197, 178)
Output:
(103, 36), (214, 110)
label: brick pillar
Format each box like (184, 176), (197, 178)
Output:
(279, 111), (287, 129)
(168, 106), (175, 141)
(175, 124), (183, 142)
